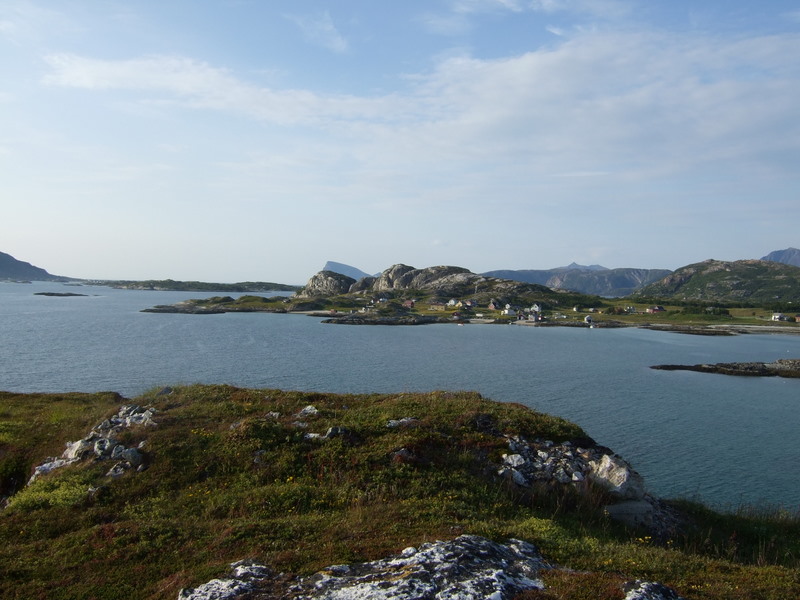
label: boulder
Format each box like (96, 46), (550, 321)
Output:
(178, 561), (271, 600)
(588, 454), (646, 500)
(297, 271), (356, 298)
(623, 580), (686, 600)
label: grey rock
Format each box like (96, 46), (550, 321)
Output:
(386, 417), (420, 428)
(121, 447), (144, 467)
(588, 454), (646, 500)
(324, 426), (346, 438)
(93, 437), (115, 457)
(623, 579), (686, 600)
(503, 453), (526, 468)
(178, 560), (271, 600)
(105, 462), (128, 478)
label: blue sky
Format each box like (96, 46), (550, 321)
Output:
(2, 0), (798, 283)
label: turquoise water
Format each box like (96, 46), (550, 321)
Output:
(2, 281), (799, 509)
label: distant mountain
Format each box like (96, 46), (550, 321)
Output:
(633, 259), (800, 304)
(762, 248), (800, 268)
(0, 251), (66, 281)
(482, 265), (671, 297)
(322, 261), (374, 281)
(557, 262), (608, 272)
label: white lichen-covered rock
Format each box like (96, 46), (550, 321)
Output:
(623, 579), (686, 600)
(25, 404), (156, 486)
(588, 453), (646, 500)
(179, 536), (547, 600)
(178, 561), (271, 599)
(291, 535), (547, 599)
(27, 457), (79, 484)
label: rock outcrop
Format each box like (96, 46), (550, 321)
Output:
(297, 271), (357, 298)
(178, 536), (686, 600)
(497, 435), (683, 538)
(651, 358), (800, 378)
(27, 404), (156, 485)
(299, 264), (483, 298)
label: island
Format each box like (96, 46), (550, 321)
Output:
(652, 358), (800, 378)
(137, 263), (800, 336)
(33, 292), (89, 297)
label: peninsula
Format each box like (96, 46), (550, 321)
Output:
(2, 385), (799, 599)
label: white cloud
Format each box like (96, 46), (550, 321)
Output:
(39, 28), (800, 191)
(285, 11), (349, 53)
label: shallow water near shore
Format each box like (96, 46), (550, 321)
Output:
(2, 281), (800, 510)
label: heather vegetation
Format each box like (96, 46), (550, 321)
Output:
(1, 386), (799, 599)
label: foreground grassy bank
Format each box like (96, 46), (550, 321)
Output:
(1, 386), (798, 599)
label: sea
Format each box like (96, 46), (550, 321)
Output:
(2, 281), (799, 511)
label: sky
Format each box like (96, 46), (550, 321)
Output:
(2, 1), (799, 284)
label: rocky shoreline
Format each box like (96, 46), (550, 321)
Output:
(651, 358), (800, 378)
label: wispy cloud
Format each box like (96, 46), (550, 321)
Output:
(419, 12), (471, 36)
(530, 0), (632, 19)
(785, 10), (800, 23)
(451, 0), (526, 14)
(40, 27), (800, 187)
(285, 11), (348, 53)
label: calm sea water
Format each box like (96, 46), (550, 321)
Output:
(2, 281), (799, 510)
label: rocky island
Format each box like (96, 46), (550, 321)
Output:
(652, 358), (800, 378)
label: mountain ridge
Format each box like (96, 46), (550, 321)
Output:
(0, 251), (67, 281)
(633, 259), (800, 304)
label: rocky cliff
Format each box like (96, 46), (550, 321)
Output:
(298, 264), (564, 302)
(296, 270), (357, 297)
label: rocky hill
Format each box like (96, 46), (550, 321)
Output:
(0, 251), (66, 281)
(482, 265), (672, 297)
(762, 247), (800, 268)
(1, 386), (798, 599)
(297, 264), (593, 308)
(633, 259), (800, 304)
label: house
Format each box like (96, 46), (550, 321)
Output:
(772, 313), (786, 321)
(402, 299), (415, 309)
(646, 306), (666, 314)
(447, 298), (458, 307)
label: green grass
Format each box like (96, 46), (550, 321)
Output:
(1, 386), (799, 599)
